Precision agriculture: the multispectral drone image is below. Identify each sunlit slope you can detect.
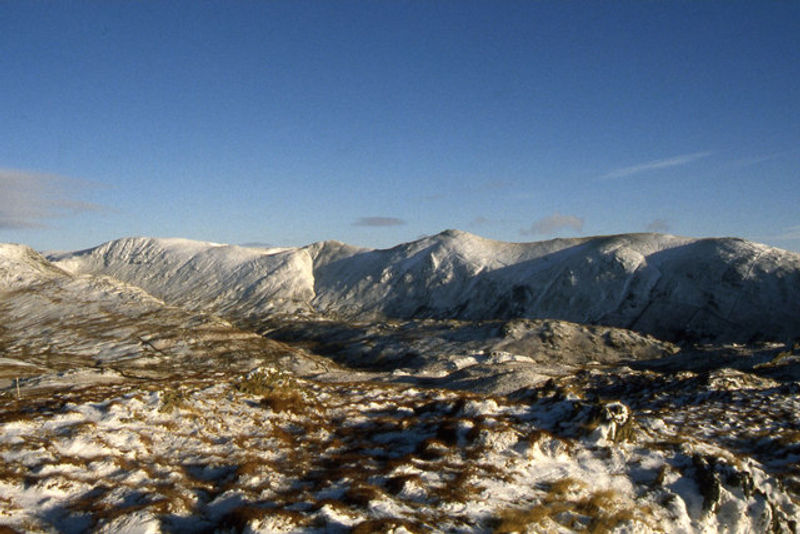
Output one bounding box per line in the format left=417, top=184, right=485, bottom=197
left=0, top=244, right=312, bottom=384
left=53, top=237, right=317, bottom=323
left=0, top=242, right=71, bottom=288
left=52, top=230, right=800, bottom=343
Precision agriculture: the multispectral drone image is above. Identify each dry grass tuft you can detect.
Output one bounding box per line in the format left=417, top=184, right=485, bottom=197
left=233, top=368, right=287, bottom=396
left=351, top=517, right=424, bottom=534
left=235, top=457, right=274, bottom=480
left=579, top=489, right=636, bottom=533
left=385, top=473, right=424, bottom=496
left=418, top=437, right=451, bottom=461
left=259, top=389, right=307, bottom=414
left=493, top=503, right=567, bottom=533
left=158, top=388, right=189, bottom=413
left=547, top=477, right=587, bottom=496
left=491, top=480, right=636, bottom=533
left=215, top=504, right=305, bottom=531
left=343, top=482, right=387, bottom=507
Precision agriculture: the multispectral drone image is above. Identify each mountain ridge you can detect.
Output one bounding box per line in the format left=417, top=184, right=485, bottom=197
left=47, top=230, right=800, bottom=343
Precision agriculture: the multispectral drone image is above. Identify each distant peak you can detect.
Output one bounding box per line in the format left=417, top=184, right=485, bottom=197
left=0, top=242, right=70, bottom=285
left=437, top=228, right=469, bottom=238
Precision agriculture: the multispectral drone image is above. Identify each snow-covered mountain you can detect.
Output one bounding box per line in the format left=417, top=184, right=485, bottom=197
left=0, top=242, right=70, bottom=289
left=51, top=237, right=316, bottom=323
left=51, top=230, right=800, bottom=343
left=0, top=243, right=320, bottom=388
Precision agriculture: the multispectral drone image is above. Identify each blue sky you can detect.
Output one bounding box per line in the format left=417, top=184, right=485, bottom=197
left=1, top=1, right=798, bottom=252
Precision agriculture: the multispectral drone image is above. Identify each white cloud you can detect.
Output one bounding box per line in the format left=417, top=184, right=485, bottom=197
left=774, top=225, right=800, bottom=241
left=352, top=216, right=407, bottom=227
left=645, top=219, right=671, bottom=233
left=0, top=169, right=103, bottom=229
left=600, top=151, right=713, bottom=180
left=521, top=213, right=584, bottom=236
left=729, top=148, right=798, bottom=169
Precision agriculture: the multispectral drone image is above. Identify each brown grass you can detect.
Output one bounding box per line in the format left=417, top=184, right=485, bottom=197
left=548, top=477, right=586, bottom=496
left=576, top=489, right=635, bottom=533
left=233, top=369, right=286, bottom=396
left=351, top=518, right=424, bottom=534
left=777, top=430, right=800, bottom=446
left=343, top=482, right=387, bottom=507
left=493, top=502, right=568, bottom=533
left=259, top=389, right=307, bottom=414
left=215, top=505, right=305, bottom=531
left=385, top=474, right=424, bottom=496
left=418, top=438, right=451, bottom=461
left=158, top=389, right=188, bottom=413
left=492, top=481, right=635, bottom=534
left=150, top=482, right=195, bottom=514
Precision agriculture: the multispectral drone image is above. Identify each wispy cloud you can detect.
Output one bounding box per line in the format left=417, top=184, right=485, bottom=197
left=727, top=148, right=799, bottom=170
left=645, top=218, right=671, bottom=233
left=599, top=151, right=713, bottom=180
left=352, top=216, right=407, bottom=227
left=469, top=216, right=490, bottom=227
left=521, top=212, right=584, bottom=236
left=773, top=225, right=800, bottom=241
left=0, top=169, right=104, bottom=229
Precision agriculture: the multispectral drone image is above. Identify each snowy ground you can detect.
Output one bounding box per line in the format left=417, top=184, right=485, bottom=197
left=3, top=238, right=800, bottom=532
left=1, top=356, right=798, bottom=533
left=258, top=316, right=678, bottom=395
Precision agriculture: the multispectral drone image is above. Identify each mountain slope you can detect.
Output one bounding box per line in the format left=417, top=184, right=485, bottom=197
left=0, top=244, right=319, bottom=387
left=53, top=237, right=316, bottom=323
left=0, top=242, right=70, bottom=289
left=51, top=231, right=800, bottom=343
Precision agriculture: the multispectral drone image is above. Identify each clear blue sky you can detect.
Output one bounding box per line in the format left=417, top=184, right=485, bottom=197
left=2, top=1, right=799, bottom=252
